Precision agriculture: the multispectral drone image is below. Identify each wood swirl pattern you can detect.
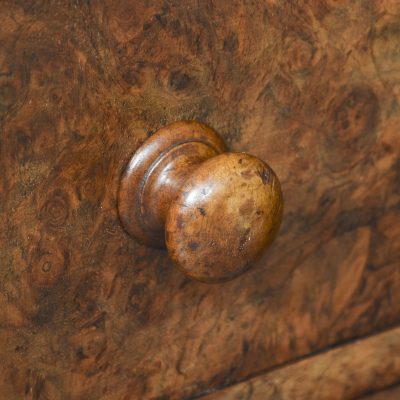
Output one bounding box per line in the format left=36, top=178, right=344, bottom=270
left=201, top=326, right=400, bottom=400
left=0, top=1, right=399, bottom=399
left=360, top=385, right=400, bottom=400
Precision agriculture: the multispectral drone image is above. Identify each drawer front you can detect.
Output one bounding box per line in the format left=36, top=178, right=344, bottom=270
left=0, top=1, right=399, bottom=399
left=201, top=327, right=400, bottom=400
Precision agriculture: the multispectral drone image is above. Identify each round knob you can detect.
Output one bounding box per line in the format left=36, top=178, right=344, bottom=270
left=118, top=121, right=283, bottom=283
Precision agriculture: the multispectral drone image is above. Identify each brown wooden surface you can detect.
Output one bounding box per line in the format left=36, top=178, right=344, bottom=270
left=359, top=384, right=400, bottom=400
left=201, top=326, right=400, bottom=400
left=0, top=1, right=399, bottom=399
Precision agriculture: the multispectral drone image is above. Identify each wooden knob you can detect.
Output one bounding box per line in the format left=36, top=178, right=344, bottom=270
left=118, top=121, right=283, bottom=283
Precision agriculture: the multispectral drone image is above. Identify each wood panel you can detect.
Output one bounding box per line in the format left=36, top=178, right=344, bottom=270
left=0, top=1, right=399, bottom=399
left=359, top=385, right=400, bottom=400
left=200, top=326, right=400, bottom=400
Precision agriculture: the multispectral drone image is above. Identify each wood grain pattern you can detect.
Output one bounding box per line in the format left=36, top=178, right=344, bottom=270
left=200, top=326, right=400, bottom=400
left=0, top=1, right=399, bottom=399
left=359, top=385, right=400, bottom=400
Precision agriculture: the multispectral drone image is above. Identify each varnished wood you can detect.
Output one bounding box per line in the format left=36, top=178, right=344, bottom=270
left=201, top=326, right=400, bottom=400
left=0, top=1, right=399, bottom=399
left=359, top=385, right=400, bottom=400
left=119, top=121, right=283, bottom=283
left=118, top=120, right=226, bottom=248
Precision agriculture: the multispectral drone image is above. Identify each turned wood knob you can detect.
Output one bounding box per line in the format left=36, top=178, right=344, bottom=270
left=118, top=121, right=283, bottom=283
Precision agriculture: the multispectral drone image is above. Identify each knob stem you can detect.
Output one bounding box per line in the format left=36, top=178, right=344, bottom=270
left=118, top=121, right=226, bottom=248
left=141, top=141, right=220, bottom=233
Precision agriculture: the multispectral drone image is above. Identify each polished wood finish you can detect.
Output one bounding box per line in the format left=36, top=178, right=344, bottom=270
left=0, top=1, right=399, bottom=399
left=118, top=120, right=226, bottom=247
left=359, top=385, right=400, bottom=400
left=119, top=121, right=283, bottom=283
left=201, top=327, right=400, bottom=400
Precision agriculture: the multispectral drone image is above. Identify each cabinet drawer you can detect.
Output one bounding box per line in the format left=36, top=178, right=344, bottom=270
left=0, top=1, right=399, bottom=399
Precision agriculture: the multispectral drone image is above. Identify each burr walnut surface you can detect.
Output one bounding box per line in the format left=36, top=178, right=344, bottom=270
left=201, top=326, right=400, bottom=400
left=0, top=1, right=400, bottom=399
